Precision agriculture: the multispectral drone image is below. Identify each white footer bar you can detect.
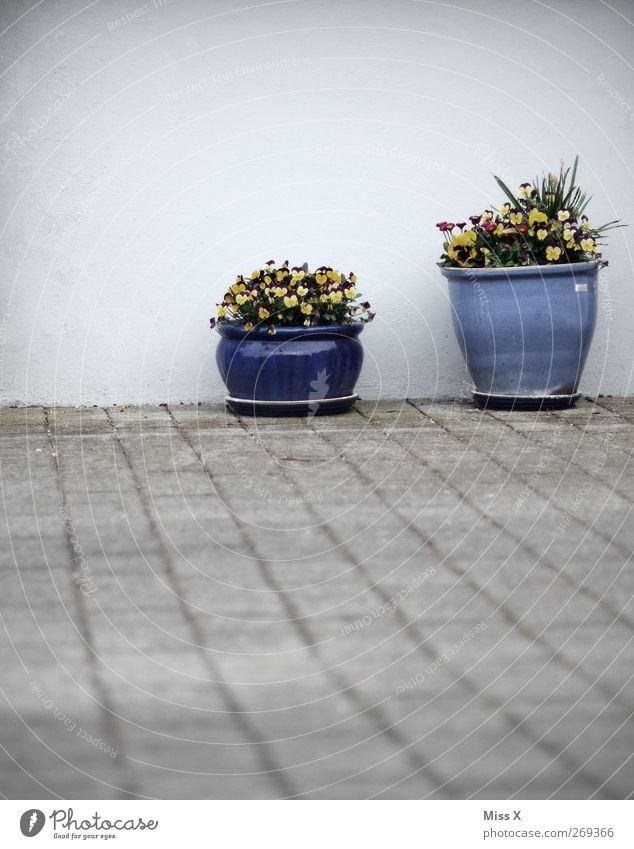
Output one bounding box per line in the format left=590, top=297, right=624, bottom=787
left=1, top=800, right=631, bottom=848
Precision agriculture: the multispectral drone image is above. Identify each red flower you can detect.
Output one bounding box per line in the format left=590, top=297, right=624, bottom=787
left=436, top=221, right=455, bottom=232
left=516, top=224, right=528, bottom=233
left=481, top=220, right=496, bottom=233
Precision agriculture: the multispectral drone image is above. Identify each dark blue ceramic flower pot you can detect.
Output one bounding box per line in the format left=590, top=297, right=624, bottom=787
left=216, top=323, right=365, bottom=416
left=442, top=262, right=598, bottom=409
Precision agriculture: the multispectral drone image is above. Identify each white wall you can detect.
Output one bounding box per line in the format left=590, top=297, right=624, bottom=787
left=1, top=0, right=633, bottom=405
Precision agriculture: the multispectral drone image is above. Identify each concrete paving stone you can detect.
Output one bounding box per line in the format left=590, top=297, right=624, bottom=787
left=226, top=528, right=339, bottom=563
left=106, top=406, right=174, bottom=431
left=377, top=703, right=614, bottom=799
left=238, top=414, right=313, bottom=431
left=85, top=591, right=194, bottom=643
left=129, top=471, right=215, bottom=498
left=2, top=606, right=89, bottom=665
left=2, top=570, right=77, bottom=622
left=1, top=514, right=67, bottom=543
left=157, top=517, right=307, bottom=555
left=166, top=544, right=285, bottom=585
left=1, top=402, right=632, bottom=799
left=589, top=397, right=634, bottom=417
left=87, top=645, right=218, bottom=697
left=387, top=447, right=631, bottom=560
left=169, top=405, right=241, bottom=429
left=1, top=483, right=63, bottom=519
left=161, top=574, right=301, bottom=620
left=0, top=712, right=130, bottom=799
left=94, top=657, right=225, bottom=710
left=120, top=712, right=283, bottom=771
left=47, top=406, right=112, bottom=435
left=207, top=494, right=326, bottom=535
left=124, top=451, right=206, bottom=478
left=240, top=730, right=435, bottom=799
left=0, top=407, right=47, bottom=433
left=185, top=622, right=312, bottom=659
left=0, top=658, right=100, bottom=728
left=0, top=534, right=68, bottom=567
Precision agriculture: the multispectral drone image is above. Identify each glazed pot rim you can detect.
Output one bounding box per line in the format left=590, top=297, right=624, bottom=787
left=440, top=260, right=599, bottom=279
left=216, top=322, right=365, bottom=339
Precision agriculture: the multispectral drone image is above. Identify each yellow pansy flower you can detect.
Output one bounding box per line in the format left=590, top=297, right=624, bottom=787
left=528, top=209, right=548, bottom=227
left=536, top=228, right=548, bottom=241
left=327, top=270, right=341, bottom=283
left=557, top=210, right=570, bottom=222
left=217, top=305, right=227, bottom=317
left=319, top=293, right=329, bottom=303
left=244, top=322, right=254, bottom=331
left=273, top=286, right=287, bottom=298
left=276, top=269, right=287, bottom=281
left=545, top=246, right=561, bottom=262
left=250, top=270, right=260, bottom=280
left=580, top=238, right=595, bottom=252
left=344, top=287, right=357, bottom=299
left=297, top=285, right=308, bottom=297
left=447, top=230, right=478, bottom=267
left=258, top=307, right=270, bottom=320
left=300, top=303, right=313, bottom=315
left=499, top=203, right=511, bottom=215
left=230, top=282, right=246, bottom=294
left=349, top=273, right=357, bottom=283
left=236, top=293, right=250, bottom=305
left=315, top=273, right=328, bottom=285
left=509, top=212, right=523, bottom=225
left=284, top=295, right=298, bottom=308
left=330, top=291, right=343, bottom=303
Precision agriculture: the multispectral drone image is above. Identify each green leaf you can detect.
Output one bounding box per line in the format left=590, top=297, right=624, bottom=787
left=493, top=174, right=521, bottom=210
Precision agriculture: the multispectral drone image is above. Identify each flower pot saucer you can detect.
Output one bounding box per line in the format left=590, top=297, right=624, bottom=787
left=473, top=391, right=581, bottom=411
left=225, top=394, right=359, bottom=417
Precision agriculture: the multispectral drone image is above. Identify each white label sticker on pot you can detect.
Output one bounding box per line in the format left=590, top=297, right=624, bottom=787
left=575, top=283, right=588, bottom=292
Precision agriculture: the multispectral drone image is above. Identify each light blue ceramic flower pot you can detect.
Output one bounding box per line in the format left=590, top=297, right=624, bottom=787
left=441, top=262, right=598, bottom=409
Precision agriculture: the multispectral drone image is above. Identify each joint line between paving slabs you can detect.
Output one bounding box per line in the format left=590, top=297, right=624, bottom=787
left=43, top=407, right=137, bottom=799
left=481, top=405, right=634, bottom=543
left=172, top=405, right=448, bottom=790
left=403, top=401, right=634, bottom=633
left=103, top=407, right=296, bottom=798
left=354, top=403, right=630, bottom=712
left=306, top=414, right=618, bottom=793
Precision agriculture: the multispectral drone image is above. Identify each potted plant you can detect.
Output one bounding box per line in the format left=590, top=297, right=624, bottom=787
left=210, top=260, right=374, bottom=415
left=437, top=157, right=621, bottom=409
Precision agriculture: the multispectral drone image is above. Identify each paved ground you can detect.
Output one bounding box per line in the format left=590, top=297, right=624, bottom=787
left=0, top=398, right=632, bottom=800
